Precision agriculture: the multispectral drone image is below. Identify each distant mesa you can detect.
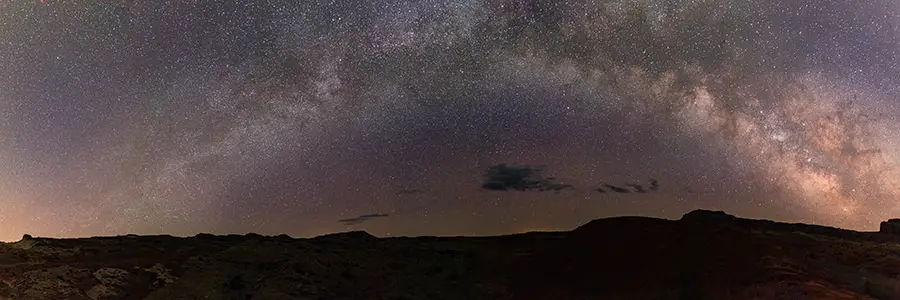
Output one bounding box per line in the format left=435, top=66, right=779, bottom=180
left=880, top=219, right=900, bottom=235
left=244, top=233, right=264, bottom=239
left=314, top=231, right=376, bottom=242
left=680, top=209, right=736, bottom=220
left=194, top=233, right=217, bottom=239
left=679, top=209, right=739, bottom=227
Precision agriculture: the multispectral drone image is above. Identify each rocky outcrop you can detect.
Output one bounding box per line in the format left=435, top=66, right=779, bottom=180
left=11, top=266, right=92, bottom=299
left=86, top=267, right=130, bottom=300
left=880, top=219, right=900, bottom=235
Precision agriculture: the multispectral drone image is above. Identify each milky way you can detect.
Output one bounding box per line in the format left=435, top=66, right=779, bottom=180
left=1, top=0, right=899, bottom=240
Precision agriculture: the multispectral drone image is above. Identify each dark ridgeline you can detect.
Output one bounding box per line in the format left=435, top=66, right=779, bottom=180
left=2, top=210, right=900, bottom=299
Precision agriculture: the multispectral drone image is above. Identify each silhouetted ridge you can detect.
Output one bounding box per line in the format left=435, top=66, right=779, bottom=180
left=678, top=210, right=871, bottom=242
left=572, top=216, right=672, bottom=237
left=314, top=231, right=376, bottom=241
left=4, top=211, right=900, bottom=299
left=194, top=233, right=216, bottom=239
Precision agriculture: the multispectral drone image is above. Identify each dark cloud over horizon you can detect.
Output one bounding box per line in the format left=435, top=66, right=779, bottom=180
left=480, top=164, right=574, bottom=192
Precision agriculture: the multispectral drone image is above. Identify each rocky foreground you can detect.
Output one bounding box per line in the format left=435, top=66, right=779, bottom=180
left=3, top=211, right=900, bottom=299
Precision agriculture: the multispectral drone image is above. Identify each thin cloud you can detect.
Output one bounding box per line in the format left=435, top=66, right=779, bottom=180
left=337, top=213, right=390, bottom=226
left=603, top=184, right=631, bottom=194
left=595, top=179, right=661, bottom=194
left=397, top=189, right=426, bottom=195
left=626, top=184, right=647, bottom=193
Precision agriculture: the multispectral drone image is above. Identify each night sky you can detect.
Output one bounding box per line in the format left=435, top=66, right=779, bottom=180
left=1, top=0, right=900, bottom=241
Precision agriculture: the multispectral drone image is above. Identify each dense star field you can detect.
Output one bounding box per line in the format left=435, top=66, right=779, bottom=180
left=0, top=0, right=899, bottom=241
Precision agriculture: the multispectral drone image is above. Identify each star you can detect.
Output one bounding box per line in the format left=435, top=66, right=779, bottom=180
left=0, top=0, right=897, bottom=240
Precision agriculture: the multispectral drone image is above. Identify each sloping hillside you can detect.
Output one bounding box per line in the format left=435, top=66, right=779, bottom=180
left=1, top=210, right=899, bottom=299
